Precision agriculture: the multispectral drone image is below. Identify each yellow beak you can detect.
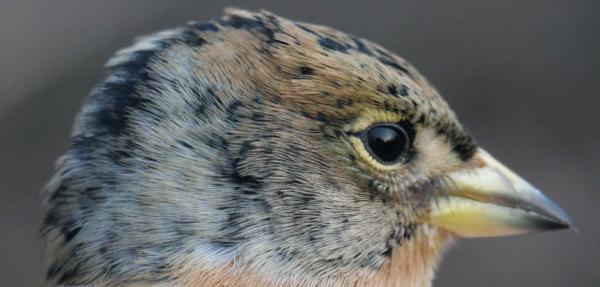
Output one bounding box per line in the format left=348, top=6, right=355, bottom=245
left=428, top=149, right=572, bottom=237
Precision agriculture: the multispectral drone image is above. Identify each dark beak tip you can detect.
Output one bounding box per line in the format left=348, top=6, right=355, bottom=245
left=535, top=211, right=573, bottom=232
left=532, top=192, right=573, bottom=231
left=553, top=212, right=573, bottom=230
left=547, top=219, right=572, bottom=231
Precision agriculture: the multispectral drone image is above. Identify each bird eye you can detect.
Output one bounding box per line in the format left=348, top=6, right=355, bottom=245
left=360, top=123, right=410, bottom=164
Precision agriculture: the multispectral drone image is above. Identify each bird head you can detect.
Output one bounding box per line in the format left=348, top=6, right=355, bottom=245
left=43, top=8, right=571, bottom=287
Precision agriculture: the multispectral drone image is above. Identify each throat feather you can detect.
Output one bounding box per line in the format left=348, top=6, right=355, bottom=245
left=173, top=227, right=452, bottom=287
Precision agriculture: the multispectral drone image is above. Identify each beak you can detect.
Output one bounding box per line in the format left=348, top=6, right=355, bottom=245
left=428, top=149, right=572, bottom=238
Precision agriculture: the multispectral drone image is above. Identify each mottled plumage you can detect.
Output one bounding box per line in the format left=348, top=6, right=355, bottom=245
left=42, top=9, right=570, bottom=287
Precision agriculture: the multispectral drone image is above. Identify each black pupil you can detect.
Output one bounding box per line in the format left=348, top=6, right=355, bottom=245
left=365, top=125, right=407, bottom=163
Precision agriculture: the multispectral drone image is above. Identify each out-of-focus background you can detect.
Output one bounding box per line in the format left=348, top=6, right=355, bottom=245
left=1, top=1, right=599, bottom=286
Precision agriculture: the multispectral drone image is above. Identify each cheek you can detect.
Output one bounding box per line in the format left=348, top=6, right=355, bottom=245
left=412, top=129, right=461, bottom=176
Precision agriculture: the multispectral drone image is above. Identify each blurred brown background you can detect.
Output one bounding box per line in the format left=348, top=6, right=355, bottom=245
left=1, top=1, right=599, bottom=286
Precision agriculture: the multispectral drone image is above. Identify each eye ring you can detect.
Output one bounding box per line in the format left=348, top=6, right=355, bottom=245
left=359, top=123, right=412, bottom=165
